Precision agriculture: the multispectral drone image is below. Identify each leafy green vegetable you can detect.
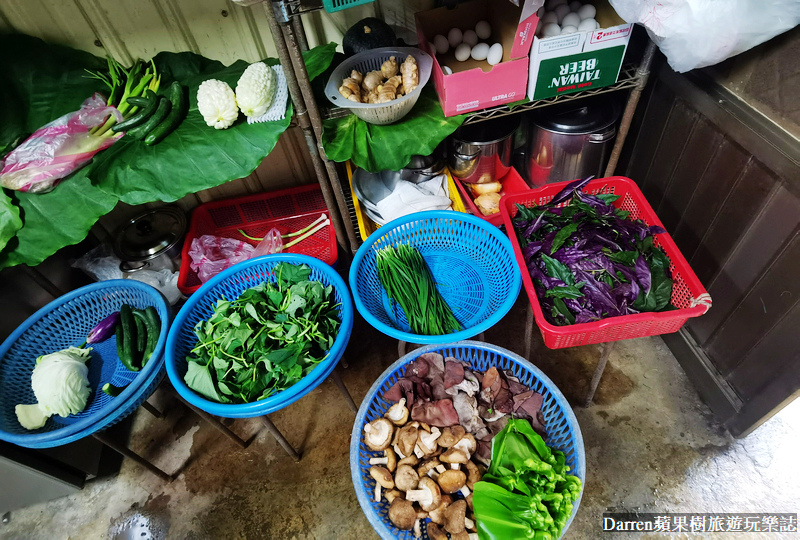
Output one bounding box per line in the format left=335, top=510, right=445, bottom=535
left=0, top=190, right=22, bottom=252
left=320, top=87, right=465, bottom=173
left=474, top=419, right=582, bottom=540
left=0, top=35, right=336, bottom=269
left=184, top=263, right=341, bottom=404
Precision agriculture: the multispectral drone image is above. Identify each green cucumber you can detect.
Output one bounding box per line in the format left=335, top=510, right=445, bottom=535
left=140, top=306, right=161, bottom=366
left=133, top=309, right=147, bottom=354
left=125, top=97, right=171, bottom=141
left=102, top=382, right=129, bottom=397
left=144, top=82, right=186, bottom=146
left=116, top=304, right=141, bottom=372
left=112, top=90, right=159, bottom=133
left=125, top=96, right=151, bottom=107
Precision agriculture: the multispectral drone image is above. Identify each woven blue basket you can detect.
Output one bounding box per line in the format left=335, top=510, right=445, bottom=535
left=349, top=211, right=521, bottom=344
left=0, top=280, right=171, bottom=449
left=165, top=254, right=353, bottom=418
left=350, top=341, right=585, bottom=540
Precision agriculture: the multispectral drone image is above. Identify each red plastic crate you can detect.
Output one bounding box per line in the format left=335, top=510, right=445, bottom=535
left=499, top=177, right=711, bottom=349
left=177, top=184, right=338, bottom=296
left=453, top=166, right=531, bottom=227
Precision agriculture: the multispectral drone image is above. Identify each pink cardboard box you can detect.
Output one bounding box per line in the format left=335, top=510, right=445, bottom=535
left=416, top=0, right=541, bottom=117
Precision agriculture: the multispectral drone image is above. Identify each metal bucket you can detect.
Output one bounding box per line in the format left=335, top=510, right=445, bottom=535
left=448, top=116, right=520, bottom=184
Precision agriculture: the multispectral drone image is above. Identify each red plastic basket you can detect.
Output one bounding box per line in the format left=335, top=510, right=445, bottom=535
left=177, top=184, right=338, bottom=296
left=453, top=166, right=531, bottom=227
left=499, top=176, right=711, bottom=349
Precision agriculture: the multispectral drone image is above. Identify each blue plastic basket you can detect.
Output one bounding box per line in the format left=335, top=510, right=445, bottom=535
left=165, top=253, right=354, bottom=418
left=0, top=280, right=171, bottom=449
left=349, top=210, right=522, bottom=344
left=350, top=341, right=585, bottom=540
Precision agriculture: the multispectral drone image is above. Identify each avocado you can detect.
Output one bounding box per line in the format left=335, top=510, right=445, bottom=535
left=342, top=17, right=396, bottom=57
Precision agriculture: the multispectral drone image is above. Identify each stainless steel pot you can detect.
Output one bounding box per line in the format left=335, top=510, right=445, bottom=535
left=525, top=96, right=620, bottom=186
left=398, top=143, right=446, bottom=184
left=448, top=116, right=520, bottom=184
left=113, top=206, right=187, bottom=275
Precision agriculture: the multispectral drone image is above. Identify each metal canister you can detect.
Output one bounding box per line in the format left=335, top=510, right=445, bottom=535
left=448, top=116, right=521, bottom=184
left=113, top=206, right=187, bottom=275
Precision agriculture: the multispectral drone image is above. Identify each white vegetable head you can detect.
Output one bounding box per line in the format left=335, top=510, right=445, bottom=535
left=31, top=347, right=91, bottom=418
left=197, top=79, right=239, bottom=130
left=236, top=62, right=277, bottom=118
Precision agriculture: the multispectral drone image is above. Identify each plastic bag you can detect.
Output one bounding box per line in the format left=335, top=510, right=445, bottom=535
left=251, top=228, right=283, bottom=258
left=71, top=243, right=124, bottom=282
left=0, top=93, right=123, bottom=193
left=188, top=235, right=255, bottom=283
left=128, top=269, right=182, bottom=305
left=609, top=0, right=800, bottom=72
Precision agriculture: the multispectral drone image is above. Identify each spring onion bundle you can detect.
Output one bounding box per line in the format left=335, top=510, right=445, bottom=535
left=376, top=244, right=462, bottom=335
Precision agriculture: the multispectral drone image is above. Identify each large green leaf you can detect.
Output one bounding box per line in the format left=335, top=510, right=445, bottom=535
left=320, top=87, right=465, bottom=172
left=0, top=190, right=22, bottom=252
left=0, top=171, right=117, bottom=268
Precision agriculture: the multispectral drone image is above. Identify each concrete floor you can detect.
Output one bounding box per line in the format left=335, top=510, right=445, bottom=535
left=2, top=295, right=799, bottom=540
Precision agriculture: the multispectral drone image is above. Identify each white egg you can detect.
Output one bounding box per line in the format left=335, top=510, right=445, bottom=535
left=442, top=65, right=453, bottom=75
left=569, top=1, right=582, bottom=11
left=560, top=25, right=578, bottom=34
left=454, top=43, right=472, bottom=62
left=462, top=29, right=478, bottom=47
left=577, top=18, right=599, bottom=31
left=433, top=34, right=449, bottom=55
left=487, top=43, right=503, bottom=66
left=541, top=11, right=558, bottom=25
left=541, top=23, right=562, bottom=37
left=562, top=12, right=581, bottom=28
left=577, top=4, right=596, bottom=20
left=475, top=20, right=492, bottom=40
left=448, top=27, right=463, bottom=47
left=471, top=42, right=490, bottom=61
left=554, top=4, right=571, bottom=23
left=537, top=6, right=545, bottom=17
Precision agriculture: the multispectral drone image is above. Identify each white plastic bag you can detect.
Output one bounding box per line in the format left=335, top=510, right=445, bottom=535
left=609, top=0, right=800, bottom=72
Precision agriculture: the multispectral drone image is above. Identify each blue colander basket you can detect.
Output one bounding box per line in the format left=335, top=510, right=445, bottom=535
left=165, top=254, right=353, bottom=418
left=350, top=341, right=585, bottom=540
left=0, top=280, right=171, bottom=449
left=349, top=211, right=521, bottom=344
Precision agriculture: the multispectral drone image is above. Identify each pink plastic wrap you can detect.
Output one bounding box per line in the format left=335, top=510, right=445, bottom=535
left=188, top=235, right=255, bottom=284
left=251, top=228, right=283, bottom=257
left=0, top=94, right=123, bottom=193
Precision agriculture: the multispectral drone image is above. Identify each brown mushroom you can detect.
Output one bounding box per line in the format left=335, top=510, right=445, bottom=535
left=465, top=460, right=482, bottom=489
left=385, top=398, right=409, bottom=426
left=443, top=499, right=467, bottom=534
left=385, top=489, right=404, bottom=503
left=417, top=457, right=442, bottom=478
left=440, top=448, right=469, bottom=467
left=428, top=494, right=452, bottom=525
left=417, top=428, right=440, bottom=456
left=398, top=454, right=419, bottom=467
left=453, top=433, right=477, bottom=456
left=404, top=476, right=442, bottom=512
left=385, top=448, right=397, bottom=472
left=450, top=532, right=470, bottom=540
left=437, top=469, right=467, bottom=494
left=466, top=493, right=474, bottom=511
left=388, top=498, right=416, bottom=530
left=394, top=464, right=420, bottom=492
left=427, top=522, right=449, bottom=540
left=364, top=418, right=394, bottom=451
left=437, top=425, right=466, bottom=447
left=397, top=424, right=419, bottom=458
left=370, top=466, right=394, bottom=502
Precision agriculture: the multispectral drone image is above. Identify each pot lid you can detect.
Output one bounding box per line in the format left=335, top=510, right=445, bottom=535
left=113, top=206, right=187, bottom=261
left=452, top=115, right=521, bottom=145
left=531, top=96, right=620, bottom=135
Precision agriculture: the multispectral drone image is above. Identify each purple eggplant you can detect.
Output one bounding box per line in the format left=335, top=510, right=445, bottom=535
left=82, top=312, right=120, bottom=347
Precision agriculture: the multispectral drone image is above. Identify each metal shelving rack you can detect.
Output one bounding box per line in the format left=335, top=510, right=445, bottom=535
left=263, top=0, right=657, bottom=255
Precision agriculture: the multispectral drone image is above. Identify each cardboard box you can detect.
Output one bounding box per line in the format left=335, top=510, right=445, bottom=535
left=416, top=0, right=541, bottom=117
left=527, top=1, right=632, bottom=101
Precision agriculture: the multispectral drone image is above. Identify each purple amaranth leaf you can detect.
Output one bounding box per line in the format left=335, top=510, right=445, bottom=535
left=523, top=240, right=544, bottom=263
left=649, top=225, right=667, bottom=235
left=576, top=310, right=601, bottom=324
left=634, top=255, right=651, bottom=295
left=549, top=176, right=594, bottom=206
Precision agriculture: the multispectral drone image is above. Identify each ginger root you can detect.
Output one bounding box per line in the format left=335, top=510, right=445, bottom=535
left=362, top=70, right=383, bottom=93
left=378, top=75, right=402, bottom=103
left=381, top=56, right=399, bottom=79
left=400, top=55, right=419, bottom=95
left=338, top=77, right=362, bottom=103
left=350, top=69, right=364, bottom=85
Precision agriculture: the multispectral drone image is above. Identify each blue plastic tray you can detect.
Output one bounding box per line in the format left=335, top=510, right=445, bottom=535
left=0, top=280, right=171, bottom=448
left=165, top=253, right=353, bottom=418
left=349, top=210, right=521, bottom=344
left=350, top=341, right=585, bottom=540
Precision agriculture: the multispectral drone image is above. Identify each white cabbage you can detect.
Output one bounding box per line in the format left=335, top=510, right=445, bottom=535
left=235, top=62, right=276, bottom=118
left=31, top=347, right=92, bottom=418
left=197, top=79, right=239, bottom=130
